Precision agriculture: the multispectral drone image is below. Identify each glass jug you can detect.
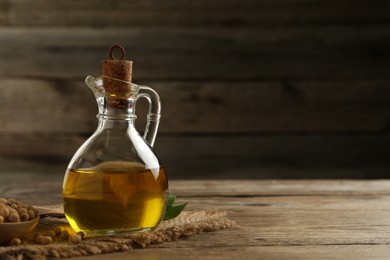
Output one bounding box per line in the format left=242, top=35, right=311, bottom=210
left=62, top=45, right=168, bottom=235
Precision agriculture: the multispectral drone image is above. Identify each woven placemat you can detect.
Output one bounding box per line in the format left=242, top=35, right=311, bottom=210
left=0, top=210, right=235, bottom=259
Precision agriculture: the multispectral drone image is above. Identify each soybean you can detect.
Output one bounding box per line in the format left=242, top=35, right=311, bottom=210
left=40, top=236, right=53, bottom=245
left=8, top=212, right=20, bottom=222
left=59, top=230, right=69, bottom=239
left=70, top=234, right=82, bottom=244
left=0, top=198, right=38, bottom=223
left=9, top=238, right=22, bottom=246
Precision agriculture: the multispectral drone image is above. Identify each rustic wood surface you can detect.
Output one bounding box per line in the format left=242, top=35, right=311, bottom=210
left=0, top=27, right=389, bottom=80
left=0, top=0, right=389, bottom=178
left=1, top=79, right=390, bottom=134
left=2, top=0, right=389, bottom=27
left=1, top=134, right=390, bottom=179
left=2, top=177, right=390, bottom=259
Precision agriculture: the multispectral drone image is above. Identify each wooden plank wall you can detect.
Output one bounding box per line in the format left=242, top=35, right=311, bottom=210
left=0, top=0, right=389, bottom=179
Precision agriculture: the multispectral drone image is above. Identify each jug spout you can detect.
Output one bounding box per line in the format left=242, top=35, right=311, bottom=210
left=85, top=76, right=104, bottom=98
left=84, top=74, right=161, bottom=147
left=84, top=45, right=161, bottom=147
left=85, top=75, right=106, bottom=115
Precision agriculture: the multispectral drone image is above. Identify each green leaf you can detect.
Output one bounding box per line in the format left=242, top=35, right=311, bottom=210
left=163, top=202, right=188, bottom=221
left=166, top=194, right=176, bottom=208
left=163, top=194, right=188, bottom=221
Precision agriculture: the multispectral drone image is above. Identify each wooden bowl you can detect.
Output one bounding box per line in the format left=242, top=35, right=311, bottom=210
left=0, top=216, right=40, bottom=244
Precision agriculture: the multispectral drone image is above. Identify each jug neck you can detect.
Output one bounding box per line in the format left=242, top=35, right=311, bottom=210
left=85, top=75, right=161, bottom=147
left=96, top=112, right=137, bottom=133
left=99, top=97, right=137, bottom=121
left=86, top=75, right=138, bottom=118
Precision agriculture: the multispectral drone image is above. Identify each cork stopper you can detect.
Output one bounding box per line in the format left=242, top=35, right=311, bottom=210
left=102, top=45, right=135, bottom=109
left=102, top=45, right=133, bottom=98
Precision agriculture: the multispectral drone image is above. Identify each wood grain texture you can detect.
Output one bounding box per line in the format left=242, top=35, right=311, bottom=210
left=0, top=79, right=389, bottom=134
left=0, top=79, right=96, bottom=133
left=0, top=134, right=389, bottom=179
left=73, top=246, right=390, bottom=260
left=0, top=1, right=8, bottom=25
left=0, top=27, right=389, bottom=80
left=170, top=180, right=390, bottom=196
left=0, top=0, right=389, bottom=179
left=2, top=179, right=390, bottom=259
left=1, top=0, right=389, bottom=27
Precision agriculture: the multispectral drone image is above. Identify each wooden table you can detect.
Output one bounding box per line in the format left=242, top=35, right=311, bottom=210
left=2, top=178, right=390, bottom=259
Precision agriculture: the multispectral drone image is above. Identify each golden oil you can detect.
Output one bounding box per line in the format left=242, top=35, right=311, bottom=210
left=62, top=162, right=168, bottom=235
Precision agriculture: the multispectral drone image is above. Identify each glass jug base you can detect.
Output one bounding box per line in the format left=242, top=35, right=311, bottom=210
left=80, top=227, right=153, bottom=236
left=62, top=163, right=168, bottom=236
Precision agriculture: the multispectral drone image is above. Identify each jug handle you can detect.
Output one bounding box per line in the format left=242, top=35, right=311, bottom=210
left=137, top=86, right=161, bottom=147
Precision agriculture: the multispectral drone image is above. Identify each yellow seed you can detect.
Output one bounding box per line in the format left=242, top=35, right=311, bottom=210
left=71, top=234, right=82, bottom=244
left=0, top=216, right=4, bottom=223
left=28, top=210, right=36, bottom=220
left=18, top=207, right=28, bottom=214
left=59, top=230, right=69, bottom=239
left=45, top=230, right=56, bottom=238
left=7, top=198, right=17, bottom=204
left=33, top=233, right=43, bottom=239
left=20, top=212, right=29, bottom=222
left=10, top=203, right=19, bottom=210
left=9, top=238, right=21, bottom=246
left=8, top=212, right=20, bottom=222
left=0, top=199, right=39, bottom=223
left=35, top=234, right=44, bottom=243
left=40, top=236, right=53, bottom=245
left=76, top=231, right=85, bottom=239
left=8, top=207, right=17, bottom=214
left=54, top=227, right=63, bottom=236
left=0, top=206, right=10, bottom=218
